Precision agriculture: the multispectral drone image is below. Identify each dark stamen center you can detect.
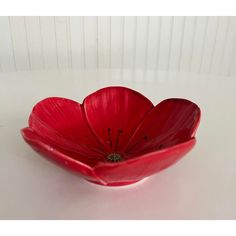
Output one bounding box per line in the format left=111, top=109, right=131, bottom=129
left=106, top=153, right=123, bottom=162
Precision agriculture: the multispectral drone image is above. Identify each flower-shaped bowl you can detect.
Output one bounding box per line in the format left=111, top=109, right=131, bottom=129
left=21, top=86, right=201, bottom=187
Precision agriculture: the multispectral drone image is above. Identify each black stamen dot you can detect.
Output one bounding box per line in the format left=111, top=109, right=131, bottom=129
left=144, top=135, right=148, bottom=140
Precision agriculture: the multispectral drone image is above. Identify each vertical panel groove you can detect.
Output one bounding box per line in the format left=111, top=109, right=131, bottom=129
left=40, top=17, right=58, bottom=69
left=219, top=17, right=230, bottom=75
left=219, top=16, right=233, bottom=76
left=209, top=17, right=220, bottom=74
left=66, top=16, right=72, bottom=68
left=133, top=16, right=137, bottom=70
left=178, top=16, right=186, bottom=72
left=227, top=17, right=236, bottom=76
left=188, top=16, right=197, bottom=72
left=199, top=16, right=209, bottom=73
left=144, top=16, right=150, bottom=73
left=96, top=16, right=99, bottom=69
left=39, top=17, right=45, bottom=69
left=121, top=16, right=125, bottom=75
left=83, top=17, right=98, bottom=69
left=82, top=17, right=86, bottom=69
left=154, top=17, right=161, bottom=73
left=53, top=17, right=59, bottom=69
left=24, top=17, right=32, bottom=70
left=132, top=16, right=137, bottom=77
left=109, top=16, right=111, bottom=69
left=167, top=16, right=174, bottom=72
left=10, top=17, right=31, bottom=70
left=155, top=17, right=162, bottom=72
left=8, top=16, right=16, bottom=71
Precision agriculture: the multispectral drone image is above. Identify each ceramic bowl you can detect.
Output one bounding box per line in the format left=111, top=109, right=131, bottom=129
left=21, top=86, right=201, bottom=186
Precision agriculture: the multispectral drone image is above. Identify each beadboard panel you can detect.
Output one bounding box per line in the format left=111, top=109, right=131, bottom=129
left=97, top=16, right=110, bottom=68
left=83, top=16, right=98, bottom=69
left=179, top=16, right=196, bottom=72
left=25, top=16, right=44, bottom=70
left=0, top=16, right=235, bottom=77
left=158, top=16, right=173, bottom=71
left=39, top=16, right=58, bottom=70
left=190, top=16, right=209, bottom=73
left=70, top=16, right=85, bottom=69
left=0, top=17, right=15, bottom=72
left=200, top=16, right=219, bottom=74
left=110, top=16, right=123, bottom=69
left=123, top=16, right=136, bottom=70
left=146, top=16, right=161, bottom=70
left=54, top=16, right=71, bottom=69
left=169, top=16, right=185, bottom=72
left=9, top=16, right=30, bottom=71
left=210, top=16, right=230, bottom=75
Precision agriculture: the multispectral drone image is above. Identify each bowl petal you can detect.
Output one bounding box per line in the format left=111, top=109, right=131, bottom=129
left=29, top=97, right=106, bottom=159
left=83, top=87, right=154, bottom=153
left=21, top=127, right=104, bottom=183
left=94, top=138, right=196, bottom=184
left=124, top=98, right=201, bottom=155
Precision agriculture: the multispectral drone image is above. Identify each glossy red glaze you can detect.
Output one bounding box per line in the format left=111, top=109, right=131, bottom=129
left=21, top=86, right=201, bottom=187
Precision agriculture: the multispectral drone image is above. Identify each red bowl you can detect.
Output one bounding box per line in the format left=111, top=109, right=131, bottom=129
left=21, top=86, right=201, bottom=187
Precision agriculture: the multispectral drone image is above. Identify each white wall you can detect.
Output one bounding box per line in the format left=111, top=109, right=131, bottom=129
left=0, top=16, right=235, bottom=76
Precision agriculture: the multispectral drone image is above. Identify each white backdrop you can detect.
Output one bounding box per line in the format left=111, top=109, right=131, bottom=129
left=0, top=16, right=235, bottom=76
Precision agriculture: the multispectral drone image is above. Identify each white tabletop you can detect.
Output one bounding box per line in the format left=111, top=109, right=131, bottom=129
left=0, top=69, right=236, bottom=219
